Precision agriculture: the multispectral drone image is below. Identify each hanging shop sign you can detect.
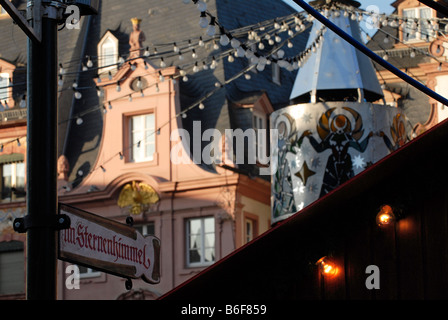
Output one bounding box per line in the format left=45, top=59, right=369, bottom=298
left=58, top=203, right=160, bottom=284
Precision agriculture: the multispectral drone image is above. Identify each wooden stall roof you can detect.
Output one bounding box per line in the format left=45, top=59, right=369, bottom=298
left=160, top=116, right=448, bottom=300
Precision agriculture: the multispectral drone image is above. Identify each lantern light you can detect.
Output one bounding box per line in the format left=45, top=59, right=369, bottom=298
left=316, top=256, right=338, bottom=277
left=376, top=204, right=396, bottom=226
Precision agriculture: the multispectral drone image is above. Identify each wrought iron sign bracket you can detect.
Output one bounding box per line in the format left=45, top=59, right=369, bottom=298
left=13, top=214, right=71, bottom=233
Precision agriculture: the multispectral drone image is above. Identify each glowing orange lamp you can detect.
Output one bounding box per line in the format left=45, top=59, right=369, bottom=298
left=316, top=256, right=339, bottom=277
left=376, top=205, right=396, bottom=226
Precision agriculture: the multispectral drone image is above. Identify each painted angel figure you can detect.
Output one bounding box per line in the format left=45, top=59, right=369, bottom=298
left=297, top=107, right=373, bottom=197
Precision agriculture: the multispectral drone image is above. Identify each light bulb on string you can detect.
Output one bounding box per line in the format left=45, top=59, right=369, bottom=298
left=199, top=11, right=208, bottom=28
left=84, top=56, right=92, bottom=68
left=193, top=62, right=199, bottom=73
left=236, top=46, right=246, bottom=58
left=136, top=76, right=142, bottom=89
left=159, top=71, right=165, bottom=82
left=173, top=43, right=179, bottom=53
left=207, top=17, right=216, bottom=37
left=196, top=0, right=206, bottom=11
left=228, top=55, right=234, bottom=63
left=144, top=47, right=150, bottom=57
left=108, top=101, right=112, bottom=109
left=178, top=51, right=184, bottom=61
left=59, top=63, right=65, bottom=75
left=74, top=89, right=82, bottom=100
left=210, top=56, right=218, bottom=69
left=108, top=71, right=112, bottom=80
left=230, top=38, right=240, bottom=49
left=58, top=75, right=63, bottom=87
left=198, top=36, right=205, bottom=47
left=82, top=63, right=88, bottom=71
left=76, top=117, right=83, bottom=125
left=192, top=49, right=197, bottom=59
left=198, top=102, right=205, bottom=110
left=19, top=95, right=26, bottom=108
left=202, top=61, right=209, bottom=70
left=116, top=82, right=121, bottom=92
left=160, top=58, right=166, bottom=68
left=16, top=138, right=21, bottom=147
left=219, top=29, right=230, bottom=46
left=128, top=94, right=133, bottom=102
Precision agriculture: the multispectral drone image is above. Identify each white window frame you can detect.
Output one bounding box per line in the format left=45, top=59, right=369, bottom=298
left=253, top=111, right=268, bottom=160
left=1, top=162, right=25, bottom=201
left=245, top=218, right=254, bottom=244
left=129, top=113, right=156, bottom=163
left=78, top=266, right=101, bottom=279
left=272, top=63, right=281, bottom=85
left=402, top=7, right=433, bottom=43
left=186, top=217, right=215, bottom=267
left=135, top=222, right=155, bottom=236
left=98, top=32, right=119, bottom=72
left=0, top=73, right=9, bottom=101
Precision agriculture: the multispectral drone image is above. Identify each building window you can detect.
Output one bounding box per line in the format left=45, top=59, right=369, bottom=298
left=129, top=113, right=156, bottom=163
left=1, top=162, right=25, bottom=201
left=245, top=219, right=254, bottom=243
left=0, top=73, right=9, bottom=101
left=78, top=265, right=101, bottom=279
left=135, top=222, right=155, bottom=236
left=0, top=241, right=25, bottom=296
left=186, top=217, right=215, bottom=267
left=272, top=63, right=281, bottom=85
left=98, top=32, right=118, bottom=72
left=244, top=216, right=258, bottom=244
left=402, top=7, right=432, bottom=42
left=253, top=111, right=268, bottom=161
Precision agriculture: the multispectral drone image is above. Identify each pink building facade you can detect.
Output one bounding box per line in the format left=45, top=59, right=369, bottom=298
left=54, top=55, right=271, bottom=299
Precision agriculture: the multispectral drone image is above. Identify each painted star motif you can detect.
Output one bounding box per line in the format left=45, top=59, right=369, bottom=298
left=294, top=161, right=316, bottom=185
left=352, top=154, right=366, bottom=169
left=302, top=113, right=313, bottom=123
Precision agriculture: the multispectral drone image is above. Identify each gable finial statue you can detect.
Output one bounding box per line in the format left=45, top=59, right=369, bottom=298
left=129, top=17, right=146, bottom=59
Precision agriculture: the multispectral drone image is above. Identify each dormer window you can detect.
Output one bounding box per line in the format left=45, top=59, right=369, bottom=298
left=98, top=31, right=119, bottom=73
left=402, top=7, right=432, bottom=42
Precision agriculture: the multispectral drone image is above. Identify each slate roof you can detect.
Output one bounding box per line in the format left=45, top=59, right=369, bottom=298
left=0, top=0, right=307, bottom=186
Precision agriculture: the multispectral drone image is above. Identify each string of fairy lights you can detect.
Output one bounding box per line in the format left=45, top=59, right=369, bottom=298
left=1, top=0, right=448, bottom=185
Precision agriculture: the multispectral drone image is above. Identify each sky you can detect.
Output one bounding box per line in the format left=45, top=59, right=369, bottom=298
left=283, top=0, right=395, bottom=15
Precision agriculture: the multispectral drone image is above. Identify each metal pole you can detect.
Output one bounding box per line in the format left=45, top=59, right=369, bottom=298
left=292, top=0, right=448, bottom=107
left=26, top=12, right=58, bottom=300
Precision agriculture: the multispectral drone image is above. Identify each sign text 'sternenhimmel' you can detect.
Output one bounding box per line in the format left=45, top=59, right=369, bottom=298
left=58, top=203, right=160, bottom=284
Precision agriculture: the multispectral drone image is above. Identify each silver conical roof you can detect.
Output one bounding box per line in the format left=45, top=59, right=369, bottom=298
left=289, top=9, right=384, bottom=102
